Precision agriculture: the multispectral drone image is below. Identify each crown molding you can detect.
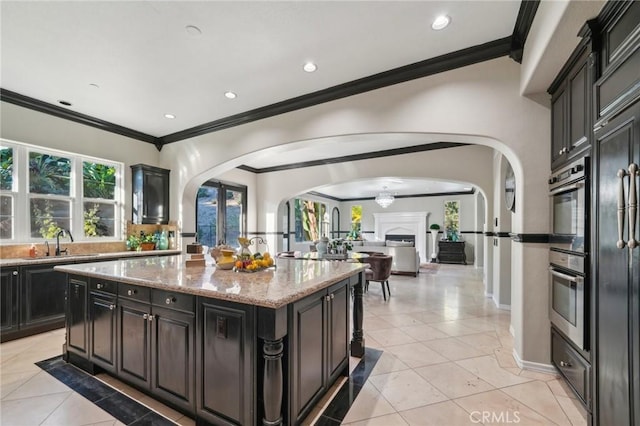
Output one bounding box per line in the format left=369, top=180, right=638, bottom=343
left=509, top=0, right=540, bottom=63
left=308, top=189, right=475, bottom=203
left=160, top=37, right=512, bottom=144
left=237, top=142, right=468, bottom=174
left=0, top=88, right=161, bottom=149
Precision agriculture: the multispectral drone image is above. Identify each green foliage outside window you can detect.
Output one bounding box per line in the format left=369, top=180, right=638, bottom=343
left=294, top=199, right=325, bottom=242
left=444, top=200, right=460, bottom=241
left=29, top=152, right=71, bottom=195
left=349, top=205, right=362, bottom=239
left=0, top=147, right=13, bottom=190
left=83, top=162, right=116, bottom=199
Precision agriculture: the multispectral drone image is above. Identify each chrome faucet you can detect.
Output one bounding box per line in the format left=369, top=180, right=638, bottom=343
left=55, top=229, right=74, bottom=256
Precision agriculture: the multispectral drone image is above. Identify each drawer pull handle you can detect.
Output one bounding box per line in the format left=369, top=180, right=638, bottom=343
left=148, top=314, right=154, bottom=322
left=560, top=360, right=572, bottom=368
left=127, top=289, right=136, bottom=296
left=142, top=313, right=148, bottom=320
left=325, top=295, right=330, bottom=302
left=166, top=297, right=176, bottom=305
left=12, top=271, right=18, bottom=276
left=629, top=163, right=638, bottom=250
left=97, top=283, right=103, bottom=289
left=109, top=304, right=115, bottom=310
left=330, top=293, right=335, bottom=300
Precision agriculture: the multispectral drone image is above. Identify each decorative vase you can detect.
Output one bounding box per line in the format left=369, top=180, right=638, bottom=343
left=157, top=230, right=169, bottom=250
left=430, top=229, right=439, bottom=262
left=317, top=237, right=329, bottom=256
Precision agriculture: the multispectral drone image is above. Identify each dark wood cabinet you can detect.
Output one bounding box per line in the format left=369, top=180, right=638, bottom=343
left=289, top=279, right=350, bottom=423
left=196, top=298, right=254, bottom=425
left=67, top=275, right=89, bottom=356
left=89, top=279, right=117, bottom=374
left=21, top=263, right=69, bottom=331
left=593, top=101, right=639, bottom=426
left=150, top=291, right=195, bottom=414
left=131, top=164, right=170, bottom=225
left=549, top=35, right=595, bottom=170
left=117, top=284, right=195, bottom=412
left=1, top=267, right=19, bottom=335
left=438, top=241, right=466, bottom=264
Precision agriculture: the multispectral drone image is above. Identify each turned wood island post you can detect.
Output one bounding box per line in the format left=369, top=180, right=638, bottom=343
left=56, top=255, right=366, bottom=425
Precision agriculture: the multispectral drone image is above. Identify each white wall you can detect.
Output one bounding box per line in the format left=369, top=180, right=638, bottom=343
left=340, top=193, right=478, bottom=264
left=0, top=102, right=162, bottom=223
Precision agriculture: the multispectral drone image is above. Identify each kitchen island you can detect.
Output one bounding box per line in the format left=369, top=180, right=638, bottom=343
left=55, top=255, right=367, bottom=425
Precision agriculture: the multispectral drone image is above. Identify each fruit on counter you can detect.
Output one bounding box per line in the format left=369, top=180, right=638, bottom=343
left=233, top=251, right=274, bottom=270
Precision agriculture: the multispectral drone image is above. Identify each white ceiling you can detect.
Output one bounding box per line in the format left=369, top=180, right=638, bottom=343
left=1, top=0, right=523, bottom=199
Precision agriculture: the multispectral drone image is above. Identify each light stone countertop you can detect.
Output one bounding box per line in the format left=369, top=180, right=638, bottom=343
left=0, top=250, right=183, bottom=267
left=54, top=255, right=367, bottom=309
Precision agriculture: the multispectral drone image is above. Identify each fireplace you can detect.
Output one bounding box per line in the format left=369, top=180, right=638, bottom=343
left=385, top=234, right=415, bottom=245
left=373, top=212, right=428, bottom=263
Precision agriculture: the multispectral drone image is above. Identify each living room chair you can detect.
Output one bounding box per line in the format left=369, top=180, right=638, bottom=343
left=364, top=255, right=393, bottom=301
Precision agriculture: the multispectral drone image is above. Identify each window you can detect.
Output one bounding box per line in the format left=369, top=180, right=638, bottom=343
left=294, top=199, right=326, bottom=242
left=444, top=200, right=460, bottom=240
left=196, top=180, right=246, bottom=247
left=349, top=205, right=362, bottom=239
left=0, top=146, right=14, bottom=239
left=0, top=140, right=123, bottom=242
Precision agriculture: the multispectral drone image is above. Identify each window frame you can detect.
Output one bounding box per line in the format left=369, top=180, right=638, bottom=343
left=0, top=139, right=124, bottom=243
left=196, top=179, right=248, bottom=247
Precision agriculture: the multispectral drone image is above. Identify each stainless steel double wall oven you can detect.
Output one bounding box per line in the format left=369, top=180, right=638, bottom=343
left=548, top=156, right=589, bottom=351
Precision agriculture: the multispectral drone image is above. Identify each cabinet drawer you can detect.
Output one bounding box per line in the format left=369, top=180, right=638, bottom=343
left=152, top=290, right=194, bottom=313
left=91, top=279, right=117, bottom=294
left=551, top=329, right=590, bottom=406
left=118, top=283, right=150, bottom=302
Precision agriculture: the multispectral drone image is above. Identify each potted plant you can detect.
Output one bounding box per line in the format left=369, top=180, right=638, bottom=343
left=429, top=224, right=441, bottom=262
left=139, top=232, right=156, bottom=251
left=126, top=234, right=141, bottom=251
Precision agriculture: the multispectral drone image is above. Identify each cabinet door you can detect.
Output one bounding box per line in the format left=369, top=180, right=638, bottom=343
left=151, top=306, right=195, bottom=413
left=197, top=300, right=253, bottom=426
left=290, top=291, right=326, bottom=422
left=327, top=280, right=349, bottom=382
left=21, top=264, right=67, bottom=328
left=89, top=292, right=117, bottom=372
left=567, top=53, right=591, bottom=159
left=67, top=276, right=88, bottom=355
left=593, top=102, right=640, bottom=425
left=1, top=268, right=19, bottom=335
left=551, top=88, right=567, bottom=168
left=118, top=299, right=151, bottom=388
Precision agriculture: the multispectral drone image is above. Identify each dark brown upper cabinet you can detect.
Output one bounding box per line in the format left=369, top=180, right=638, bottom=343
left=131, top=164, right=170, bottom=224
left=549, top=27, right=596, bottom=171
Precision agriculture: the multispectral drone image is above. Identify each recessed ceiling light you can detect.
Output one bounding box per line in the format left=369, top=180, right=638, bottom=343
left=185, top=25, right=202, bottom=36
left=164, top=113, right=176, bottom=119
left=303, top=62, right=317, bottom=73
left=432, top=15, right=451, bottom=30
left=224, top=91, right=237, bottom=99
left=58, top=100, right=72, bottom=107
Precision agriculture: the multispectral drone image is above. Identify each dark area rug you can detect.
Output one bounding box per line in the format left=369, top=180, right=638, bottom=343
left=37, top=347, right=382, bottom=425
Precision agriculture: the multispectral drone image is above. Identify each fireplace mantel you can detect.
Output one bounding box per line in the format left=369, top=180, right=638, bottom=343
left=373, top=212, right=429, bottom=262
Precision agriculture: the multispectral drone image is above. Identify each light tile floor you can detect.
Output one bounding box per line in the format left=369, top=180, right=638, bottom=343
left=0, top=264, right=588, bottom=425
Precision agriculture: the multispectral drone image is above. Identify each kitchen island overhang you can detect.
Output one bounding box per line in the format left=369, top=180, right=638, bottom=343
left=55, top=255, right=367, bottom=426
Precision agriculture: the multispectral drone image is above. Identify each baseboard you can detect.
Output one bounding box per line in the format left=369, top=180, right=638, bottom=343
left=498, top=303, right=511, bottom=311
left=485, top=292, right=493, bottom=298
left=512, top=348, right=557, bottom=374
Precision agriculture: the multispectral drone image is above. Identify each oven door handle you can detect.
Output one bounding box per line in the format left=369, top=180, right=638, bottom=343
left=549, top=268, right=582, bottom=285
left=549, top=182, right=583, bottom=196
